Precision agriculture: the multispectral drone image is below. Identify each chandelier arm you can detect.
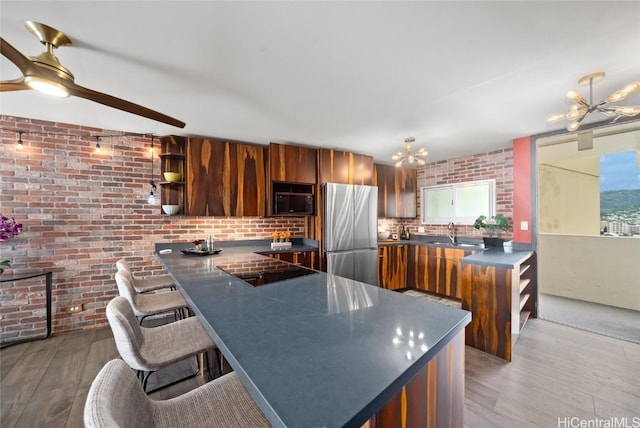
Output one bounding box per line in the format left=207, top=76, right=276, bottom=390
left=588, top=101, right=607, bottom=113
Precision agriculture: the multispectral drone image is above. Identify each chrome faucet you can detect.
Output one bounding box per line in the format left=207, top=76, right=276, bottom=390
left=447, top=222, right=457, bottom=244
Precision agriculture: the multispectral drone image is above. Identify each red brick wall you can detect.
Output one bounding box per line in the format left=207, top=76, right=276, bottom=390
left=0, top=116, right=304, bottom=343
left=379, top=148, right=514, bottom=240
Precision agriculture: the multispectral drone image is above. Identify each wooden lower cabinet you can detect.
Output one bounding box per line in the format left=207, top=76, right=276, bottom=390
left=369, top=331, right=465, bottom=428
left=266, top=250, right=319, bottom=270
left=460, top=253, right=537, bottom=362
left=412, top=246, right=469, bottom=299
left=377, top=245, right=408, bottom=290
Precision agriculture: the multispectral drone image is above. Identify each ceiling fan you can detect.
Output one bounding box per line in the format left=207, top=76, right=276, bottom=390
left=548, top=72, right=639, bottom=132
left=0, top=21, right=185, bottom=128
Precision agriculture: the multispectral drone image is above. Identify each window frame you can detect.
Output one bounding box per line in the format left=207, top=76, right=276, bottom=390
left=420, top=179, right=496, bottom=225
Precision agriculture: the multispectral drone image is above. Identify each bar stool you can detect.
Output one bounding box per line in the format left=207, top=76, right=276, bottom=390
left=116, top=259, right=175, bottom=293
left=106, top=296, right=219, bottom=391
left=84, top=359, right=270, bottom=428
left=114, top=271, right=188, bottom=325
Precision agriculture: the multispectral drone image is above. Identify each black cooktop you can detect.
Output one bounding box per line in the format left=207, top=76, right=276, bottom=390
left=217, top=258, right=316, bottom=287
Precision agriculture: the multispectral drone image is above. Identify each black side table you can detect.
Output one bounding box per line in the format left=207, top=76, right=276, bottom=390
left=0, top=270, right=53, bottom=342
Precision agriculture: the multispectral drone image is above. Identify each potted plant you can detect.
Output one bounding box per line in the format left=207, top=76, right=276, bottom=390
left=1, top=214, right=23, bottom=274
left=473, top=214, right=509, bottom=248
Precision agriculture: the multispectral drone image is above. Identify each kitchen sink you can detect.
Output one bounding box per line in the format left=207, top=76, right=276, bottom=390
left=429, top=241, right=480, bottom=248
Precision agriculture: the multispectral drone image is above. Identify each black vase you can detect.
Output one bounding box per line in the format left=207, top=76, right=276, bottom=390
left=483, top=237, right=504, bottom=248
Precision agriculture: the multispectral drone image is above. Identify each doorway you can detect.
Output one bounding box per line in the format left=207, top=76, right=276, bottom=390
left=535, top=124, right=640, bottom=343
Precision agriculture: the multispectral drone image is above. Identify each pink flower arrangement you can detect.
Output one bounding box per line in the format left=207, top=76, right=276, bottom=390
left=0, top=214, right=22, bottom=242
left=1, top=214, right=22, bottom=270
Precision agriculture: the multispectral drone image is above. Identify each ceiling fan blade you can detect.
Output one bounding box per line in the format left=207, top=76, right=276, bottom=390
left=66, top=82, right=185, bottom=128
left=0, top=77, right=29, bottom=92
left=0, top=37, right=40, bottom=77
left=2, top=36, right=184, bottom=128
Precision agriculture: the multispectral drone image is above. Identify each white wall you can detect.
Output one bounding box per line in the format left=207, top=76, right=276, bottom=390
left=538, top=234, right=640, bottom=311
left=538, top=161, right=600, bottom=235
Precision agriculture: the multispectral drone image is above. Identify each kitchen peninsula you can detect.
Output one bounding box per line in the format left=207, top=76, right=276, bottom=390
left=156, top=241, right=471, bottom=428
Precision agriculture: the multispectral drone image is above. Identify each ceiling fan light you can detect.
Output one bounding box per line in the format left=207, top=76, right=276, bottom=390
left=24, top=75, right=69, bottom=97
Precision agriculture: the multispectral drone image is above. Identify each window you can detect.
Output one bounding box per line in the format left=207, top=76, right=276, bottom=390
left=599, top=150, right=640, bottom=236
left=420, top=179, right=495, bottom=224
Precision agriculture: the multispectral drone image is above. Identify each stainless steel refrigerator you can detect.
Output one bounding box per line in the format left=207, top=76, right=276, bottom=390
left=323, top=183, right=378, bottom=286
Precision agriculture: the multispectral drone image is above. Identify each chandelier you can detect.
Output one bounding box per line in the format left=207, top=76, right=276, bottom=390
left=548, top=72, right=640, bottom=132
left=392, top=137, right=427, bottom=167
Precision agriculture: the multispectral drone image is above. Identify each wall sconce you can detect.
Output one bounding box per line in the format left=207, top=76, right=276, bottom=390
left=16, top=131, right=24, bottom=150
left=147, top=136, right=159, bottom=205
left=95, top=136, right=102, bottom=154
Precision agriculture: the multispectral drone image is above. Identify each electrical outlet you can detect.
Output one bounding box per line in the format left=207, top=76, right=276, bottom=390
left=67, top=304, right=84, bottom=313
left=418, top=226, right=425, bottom=233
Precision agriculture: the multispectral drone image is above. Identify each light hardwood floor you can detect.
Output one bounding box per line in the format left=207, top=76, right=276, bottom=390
left=1, top=319, right=639, bottom=428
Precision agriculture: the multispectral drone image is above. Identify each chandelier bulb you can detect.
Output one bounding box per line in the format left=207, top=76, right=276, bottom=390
left=614, top=106, right=640, bottom=116
left=622, top=81, right=640, bottom=95
left=567, top=121, right=581, bottom=132
left=566, top=90, right=586, bottom=104
left=605, top=90, right=626, bottom=104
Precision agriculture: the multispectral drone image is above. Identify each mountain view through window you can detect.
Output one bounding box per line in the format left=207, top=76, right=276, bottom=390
left=599, top=150, right=640, bottom=236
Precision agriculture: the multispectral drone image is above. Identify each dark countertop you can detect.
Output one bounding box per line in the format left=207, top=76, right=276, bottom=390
left=459, top=247, right=534, bottom=268
left=378, top=237, right=533, bottom=268
left=155, top=241, right=471, bottom=428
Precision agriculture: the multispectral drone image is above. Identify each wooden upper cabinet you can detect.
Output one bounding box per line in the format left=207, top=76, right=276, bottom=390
left=318, top=148, right=373, bottom=185
left=351, top=153, right=374, bottom=185
left=186, top=138, right=266, bottom=216
left=269, top=143, right=317, bottom=184
left=375, top=163, right=417, bottom=218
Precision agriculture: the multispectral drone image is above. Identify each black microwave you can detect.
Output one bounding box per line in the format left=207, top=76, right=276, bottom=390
left=274, top=192, right=314, bottom=215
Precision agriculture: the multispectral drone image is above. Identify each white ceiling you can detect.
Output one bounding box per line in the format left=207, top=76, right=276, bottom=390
left=1, top=1, right=639, bottom=163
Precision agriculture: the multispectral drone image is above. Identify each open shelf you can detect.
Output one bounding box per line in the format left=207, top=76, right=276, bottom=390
left=516, top=253, right=536, bottom=335
left=159, top=136, right=186, bottom=210
left=159, top=152, right=185, bottom=159
left=519, top=293, right=530, bottom=311
left=519, top=310, right=531, bottom=330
